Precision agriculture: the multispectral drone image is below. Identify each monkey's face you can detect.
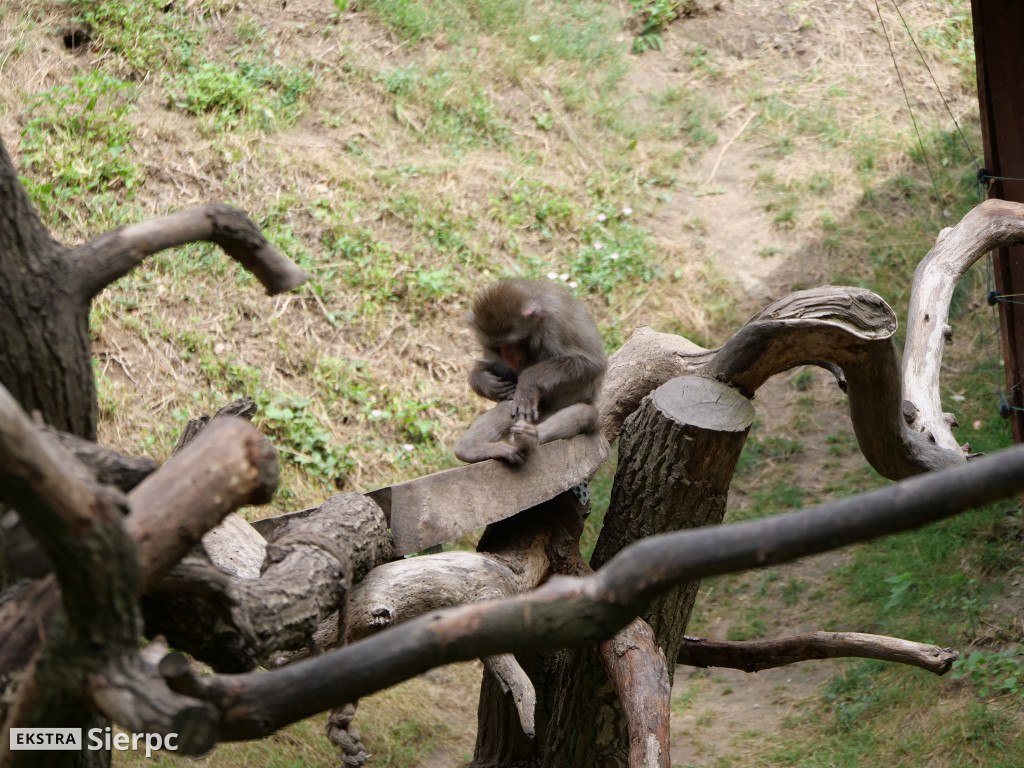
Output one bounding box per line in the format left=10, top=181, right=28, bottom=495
left=469, top=283, right=543, bottom=373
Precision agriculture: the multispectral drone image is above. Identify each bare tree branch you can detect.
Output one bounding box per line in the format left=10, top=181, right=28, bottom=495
left=704, top=286, right=961, bottom=478
left=169, top=443, right=1024, bottom=743
left=482, top=655, right=536, bottom=738
left=904, top=199, right=1024, bottom=454
left=67, top=203, right=309, bottom=301
left=600, top=619, right=670, bottom=768
left=124, top=417, right=278, bottom=592
left=599, top=202, right=1024, bottom=480
left=0, top=382, right=128, bottom=618
left=677, top=632, right=958, bottom=675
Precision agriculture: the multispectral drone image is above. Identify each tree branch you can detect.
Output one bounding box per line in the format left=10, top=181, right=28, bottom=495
left=482, top=655, right=536, bottom=738
left=677, top=632, right=957, bottom=675
left=598, top=202, right=1024, bottom=479
left=124, top=417, right=279, bottom=592
left=903, top=199, right=1024, bottom=454
left=600, top=619, right=670, bottom=768
left=168, top=443, right=1024, bottom=742
left=67, top=203, right=309, bottom=301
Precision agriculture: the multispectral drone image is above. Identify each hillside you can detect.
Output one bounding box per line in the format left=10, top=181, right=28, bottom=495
left=3, top=0, right=1020, bottom=766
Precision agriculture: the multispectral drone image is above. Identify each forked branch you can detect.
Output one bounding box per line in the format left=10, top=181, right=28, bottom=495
left=601, top=201, right=1024, bottom=479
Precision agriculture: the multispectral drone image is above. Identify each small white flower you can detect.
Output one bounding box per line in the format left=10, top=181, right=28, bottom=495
left=596, top=213, right=607, bottom=222
left=593, top=242, right=603, bottom=250
left=403, top=443, right=415, bottom=452
left=568, top=281, right=578, bottom=288
left=370, top=409, right=383, bottom=418
left=547, top=271, right=558, bottom=280
left=609, top=252, right=620, bottom=260
left=559, top=273, right=569, bottom=281
left=622, top=206, right=633, bottom=216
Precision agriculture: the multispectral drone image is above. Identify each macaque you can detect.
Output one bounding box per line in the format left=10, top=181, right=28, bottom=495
left=454, top=278, right=607, bottom=465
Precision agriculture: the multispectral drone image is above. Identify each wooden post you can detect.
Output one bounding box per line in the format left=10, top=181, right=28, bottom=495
left=972, top=0, right=1024, bottom=442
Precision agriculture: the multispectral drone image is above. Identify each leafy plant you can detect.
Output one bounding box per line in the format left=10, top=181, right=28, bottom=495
left=170, top=60, right=314, bottom=130
left=259, top=395, right=354, bottom=482
left=952, top=649, right=1024, bottom=697
left=19, top=72, right=142, bottom=216
left=629, top=0, right=694, bottom=53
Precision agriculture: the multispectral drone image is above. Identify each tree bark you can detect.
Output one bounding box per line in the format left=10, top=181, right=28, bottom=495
left=543, top=376, right=754, bottom=767
left=0, top=135, right=306, bottom=439
left=0, top=138, right=96, bottom=438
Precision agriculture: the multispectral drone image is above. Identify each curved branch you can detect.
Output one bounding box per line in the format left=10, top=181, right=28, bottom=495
left=704, top=286, right=963, bottom=478
left=677, top=632, right=957, bottom=675
left=482, top=655, right=536, bottom=738
left=346, top=551, right=529, bottom=642
left=598, top=327, right=713, bottom=441
left=169, top=442, right=1024, bottom=743
left=904, top=199, right=1024, bottom=453
left=600, top=202, right=1024, bottom=478
left=67, top=203, right=309, bottom=301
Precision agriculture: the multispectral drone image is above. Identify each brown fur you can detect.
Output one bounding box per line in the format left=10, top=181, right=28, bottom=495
left=455, top=279, right=606, bottom=465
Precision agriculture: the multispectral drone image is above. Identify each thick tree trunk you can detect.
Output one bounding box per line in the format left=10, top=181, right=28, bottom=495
left=0, top=140, right=96, bottom=438
left=542, top=376, right=754, bottom=767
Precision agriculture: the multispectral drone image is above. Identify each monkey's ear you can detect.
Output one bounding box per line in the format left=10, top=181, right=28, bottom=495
left=522, top=300, right=544, bottom=321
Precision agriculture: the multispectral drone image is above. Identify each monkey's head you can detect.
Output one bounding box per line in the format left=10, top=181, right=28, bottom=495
left=467, top=280, right=545, bottom=373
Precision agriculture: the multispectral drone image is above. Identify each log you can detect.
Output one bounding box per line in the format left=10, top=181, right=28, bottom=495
left=548, top=374, right=753, bottom=766
left=145, top=493, right=391, bottom=671
left=166, top=443, right=1024, bottom=744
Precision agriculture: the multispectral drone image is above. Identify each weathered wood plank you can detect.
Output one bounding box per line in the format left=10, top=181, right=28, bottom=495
left=369, top=433, right=610, bottom=555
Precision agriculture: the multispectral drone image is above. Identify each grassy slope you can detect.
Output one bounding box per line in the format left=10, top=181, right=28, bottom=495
left=1, top=0, right=1021, bottom=766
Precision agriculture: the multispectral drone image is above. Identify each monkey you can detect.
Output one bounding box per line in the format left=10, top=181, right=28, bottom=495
left=454, top=278, right=607, bottom=465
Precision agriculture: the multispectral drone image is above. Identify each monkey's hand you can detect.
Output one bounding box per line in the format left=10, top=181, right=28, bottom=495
left=470, top=368, right=517, bottom=402
left=510, top=381, right=541, bottom=423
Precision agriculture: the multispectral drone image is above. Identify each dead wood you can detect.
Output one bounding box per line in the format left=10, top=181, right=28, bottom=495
left=599, top=619, right=670, bottom=768
left=551, top=374, right=753, bottom=765
left=35, top=419, right=158, bottom=491
left=125, top=418, right=278, bottom=592
left=677, top=632, right=958, bottom=675
left=0, top=382, right=267, bottom=760
left=368, top=431, right=609, bottom=555
left=599, top=202, right=1024, bottom=479
left=482, top=655, right=536, bottom=738
left=903, top=199, right=1024, bottom=455
left=162, top=443, right=1024, bottom=744
left=145, top=493, right=392, bottom=671
left=68, top=204, right=309, bottom=302
left=171, top=396, right=258, bottom=456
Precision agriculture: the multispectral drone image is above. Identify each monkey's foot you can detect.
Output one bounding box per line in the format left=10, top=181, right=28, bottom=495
left=509, top=421, right=539, bottom=451
left=490, top=441, right=530, bottom=465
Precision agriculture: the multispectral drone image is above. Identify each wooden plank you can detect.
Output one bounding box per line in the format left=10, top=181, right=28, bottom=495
left=973, top=0, right=1024, bottom=444
left=369, top=433, right=610, bottom=555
